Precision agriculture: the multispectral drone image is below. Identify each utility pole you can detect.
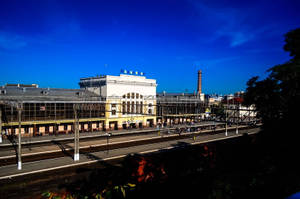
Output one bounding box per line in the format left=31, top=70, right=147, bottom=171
left=0, top=107, right=2, bottom=143
left=225, top=98, right=228, bottom=136
left=73, top=104, right=79, bottom=161
left=236, top=103, right=239, bottom=134
left=17, top=103, right=22, bottom=170
left=161, top=104, right=164, bottom=128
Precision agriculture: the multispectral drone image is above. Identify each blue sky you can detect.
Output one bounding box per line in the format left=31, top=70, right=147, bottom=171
left=0, top=0, right=299, bottom=94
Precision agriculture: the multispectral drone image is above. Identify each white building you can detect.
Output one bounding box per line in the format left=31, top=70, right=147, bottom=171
left=79, top=73, right=157, bottom=130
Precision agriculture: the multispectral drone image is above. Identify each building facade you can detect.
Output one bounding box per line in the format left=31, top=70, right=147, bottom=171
left=156, top=92, right=206, bottom=126
left=79, top=74, right=157, bottom=130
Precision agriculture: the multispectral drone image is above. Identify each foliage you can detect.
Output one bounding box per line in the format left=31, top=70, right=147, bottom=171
left=41, top=191, right=75, bottom=199
left=39, top=154, right=168, bottom=199
left=41, top=183, right=136, bottom=199
left=243, top=27, right=300, bottom=199
left=211, top=104, right=225, bottom=119
left=243, top=27, right=300, bottom=143
left=283, top=28, right=300, bottom=59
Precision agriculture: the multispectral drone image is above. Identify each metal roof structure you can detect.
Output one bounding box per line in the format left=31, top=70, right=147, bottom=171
left=156, top=92, right=203, bottom=103
left=0, top=85, right=104, bottom=103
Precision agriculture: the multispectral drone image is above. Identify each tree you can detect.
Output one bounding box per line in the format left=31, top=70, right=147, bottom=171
left=243, top=28, right=300, bottom=145
left=283, top=28, right=300, bottom=60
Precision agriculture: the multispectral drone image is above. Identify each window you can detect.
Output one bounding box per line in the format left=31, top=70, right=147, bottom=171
left=131, top=93, right=135, bottom=99
left=127, top=102, right=130, bottom=113
left=148, top=103, right=153, bottom=115
left=136, top=102, right=140, bottom=114
left=111, top=104, right=117, bottom=116
left=123, top=95, right=126, bottom=98
left=122, top=102, right=126, bottom=114
left=131, top=102, right=135, bottom=113
left=140, top=102, right=143, bottom=114
left=127, top=93, right=130, bottom=98
left=140, top=95, right=143, bottom=99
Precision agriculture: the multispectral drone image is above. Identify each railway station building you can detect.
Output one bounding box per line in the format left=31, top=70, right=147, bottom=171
left=0, top=73, right=157, bottom=136
left=0, top=70, right=207, bottom=137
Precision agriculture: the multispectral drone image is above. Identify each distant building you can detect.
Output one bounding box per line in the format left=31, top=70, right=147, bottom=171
left=222, top=94, right=257, bottom=122
left=205, top=94, right=223, bottom=105
left=156, top=92, right=205, bottom=125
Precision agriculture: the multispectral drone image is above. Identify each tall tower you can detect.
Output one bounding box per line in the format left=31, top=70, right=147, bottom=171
left=197, top=70, right=202, bottom=94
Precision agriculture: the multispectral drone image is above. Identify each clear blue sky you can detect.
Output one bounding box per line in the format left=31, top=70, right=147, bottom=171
left=0, top=0, right=299, bottom=94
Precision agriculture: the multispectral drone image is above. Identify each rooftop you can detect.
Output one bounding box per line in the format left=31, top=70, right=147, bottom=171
left=0, top=84, right=103, bottom=102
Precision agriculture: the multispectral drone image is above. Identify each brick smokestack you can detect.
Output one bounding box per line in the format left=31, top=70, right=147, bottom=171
left=197, top=70, right=202, bottom=94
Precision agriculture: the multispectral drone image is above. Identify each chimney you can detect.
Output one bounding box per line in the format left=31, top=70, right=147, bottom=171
left=197, top=70, right=202, bottom=94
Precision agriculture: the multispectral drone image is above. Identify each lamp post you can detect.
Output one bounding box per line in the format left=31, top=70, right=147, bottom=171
left=225, top=98, right=228, bottom=136
left=17, top=102, right=23, bottom=170
left=73, top=104, right=79, bottom=161
left=236, top=103, right=239, bottom=135
left=0, top=108, right=2, bottom=143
